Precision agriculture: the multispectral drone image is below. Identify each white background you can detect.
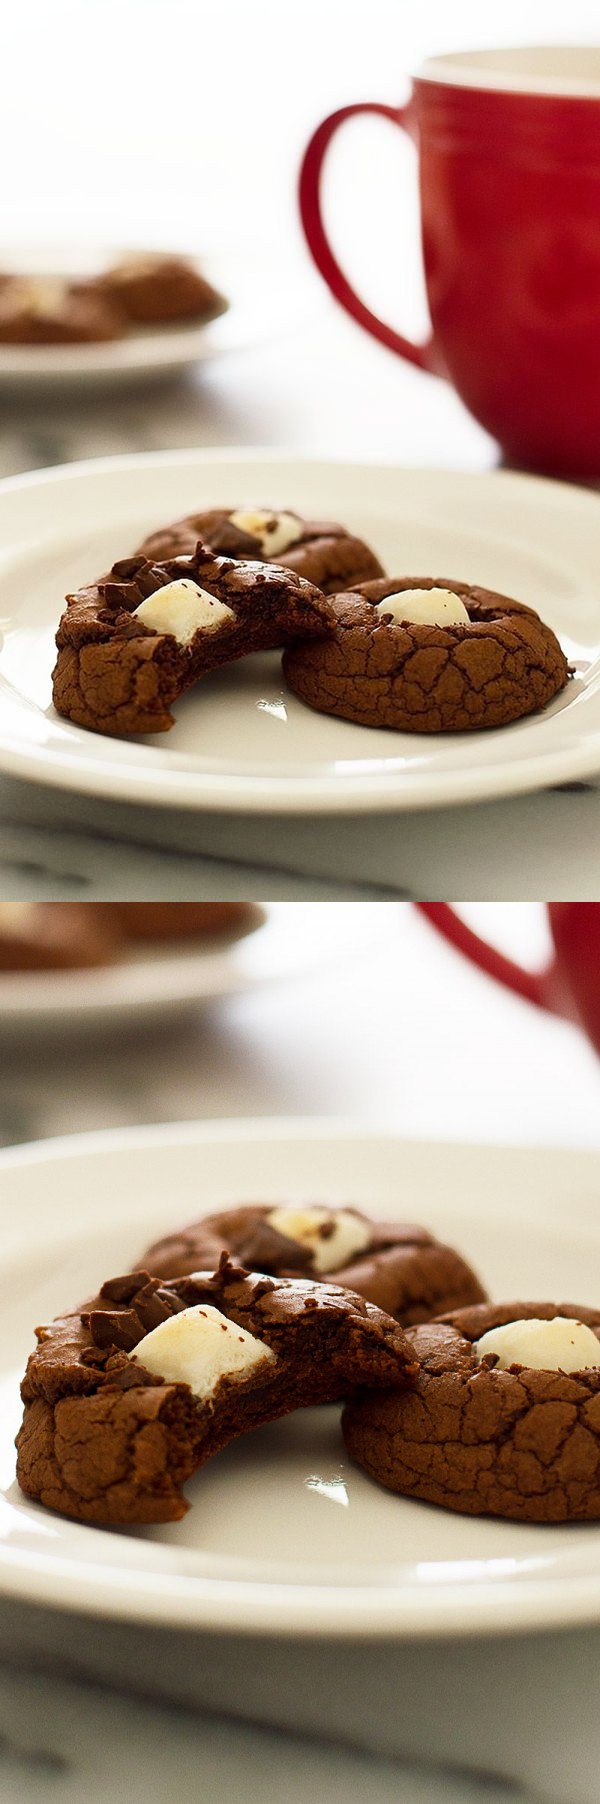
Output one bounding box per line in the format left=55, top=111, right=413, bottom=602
left=2, top=0, right=600, bottom=332
left=2, top=1, right=600, bottom=248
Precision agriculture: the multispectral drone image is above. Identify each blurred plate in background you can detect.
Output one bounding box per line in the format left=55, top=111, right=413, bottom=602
left=0, top=246, right=313, bottom=389
left=0, top=901, right=389, bottom=1034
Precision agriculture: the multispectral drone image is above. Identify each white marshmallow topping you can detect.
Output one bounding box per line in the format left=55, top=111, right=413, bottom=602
left=130, top=1303, right=276, bottom=1400
left=229, top=509, right=303, bottom=559
left=375, top=587, right=470, bottom=629
left=266, top=1206, right=370, bottom=1275
left=475, top=1316, right=600, bottom=1373
left=133, top=578, right=234, bottom=644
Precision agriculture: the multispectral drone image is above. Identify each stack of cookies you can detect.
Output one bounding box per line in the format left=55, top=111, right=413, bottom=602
left=51, top=505, right=569, bottom=738
left=16, top=1201, right=600, bottom=1527
left=0, top=902, right=263, bottom=972
left=0, top=254, right=227, bottom=345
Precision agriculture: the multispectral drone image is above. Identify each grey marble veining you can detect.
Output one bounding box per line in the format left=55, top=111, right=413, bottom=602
left=2, top=1598, right=600, bottom=1803
left=0, top=770, right=598, bottom=901
left=0, top=1662, right=519, bottom=1804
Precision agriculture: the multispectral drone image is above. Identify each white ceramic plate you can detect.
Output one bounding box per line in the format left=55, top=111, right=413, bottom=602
left=0, top=902, right=377, bottom=1033
left=1, top=1118, right=600, bottom=1639
left=0, top=248, right=307, bottom=389
left=0, top=452, right=599, bottom=814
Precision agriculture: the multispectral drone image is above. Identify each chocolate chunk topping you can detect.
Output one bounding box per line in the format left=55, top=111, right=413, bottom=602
left=141, top=1204, right=485, bottom=1325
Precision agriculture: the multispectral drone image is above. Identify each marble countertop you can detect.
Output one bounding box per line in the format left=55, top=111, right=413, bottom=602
left=3, top=1619, right=599, bottom=1804
left=0, top=1660, right=517, bottom=1804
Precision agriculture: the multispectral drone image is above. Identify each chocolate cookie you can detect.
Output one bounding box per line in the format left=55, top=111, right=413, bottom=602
left=141, top=1204, right=486, bottom=1325
left=16, top=1258, right=417, bottom=1525
left=0, top=276, right=124, bottom=345
left=100, top=903, right=264, bottom=942
left=136, top=508, right=383, bottom=594
left=282, top=576, right=570, bottom=733
left=96, top=253, right=228, bottom=327
left=0, top=903, right=119, bottom=972
left=52, top=543, right=333, bottom=737
left=343, top=1300, right=600, bottom=1522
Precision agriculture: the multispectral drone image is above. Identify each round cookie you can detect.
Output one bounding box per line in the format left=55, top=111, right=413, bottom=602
left=0, top=903, right=119, bottom=971
left=136, top=508, right=383, bottom=594
left=97, top=253, right=228, bottom=326
left=96, top=903, right=264, bottom=943
left=342, top=1299, right=600, bottom=1522
left=141, top=1203, right=486, bottom=1325
left=0, top=276, right=124, bottom=344
left=282, top=576, right=570, bottom=733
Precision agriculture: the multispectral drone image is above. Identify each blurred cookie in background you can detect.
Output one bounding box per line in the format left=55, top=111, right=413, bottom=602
left=0, top=253, right=228, bottom=346
left=0, top=903, right=119, bottom=970
left=0, top=276, right=124, bottom=344
left=0, top=903, right=264, bottom=973
left=98, top=903, right=264, bottom=943
left=94, top=253, right=228, bottom=327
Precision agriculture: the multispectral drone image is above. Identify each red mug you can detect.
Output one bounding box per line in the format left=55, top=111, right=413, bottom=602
left=299, top=47, right=600, bottom=478
left=416, top=904, right=600, bottom=1055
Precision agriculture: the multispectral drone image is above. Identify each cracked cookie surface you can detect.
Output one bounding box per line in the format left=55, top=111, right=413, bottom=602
left=16, top=1258, right=417, bottom=1525
left=136, top=508, right=383, bottom=593
left=52, top=542, right=332, bottom=736
left=282, top=576, right=570, bottom=733
left=142, top=1204, right=486, bottom=1324
left=342, top=1300, right=600, bottom=1522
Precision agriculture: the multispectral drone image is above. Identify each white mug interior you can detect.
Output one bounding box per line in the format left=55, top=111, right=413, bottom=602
left=420, top=45, right=600, bottom=98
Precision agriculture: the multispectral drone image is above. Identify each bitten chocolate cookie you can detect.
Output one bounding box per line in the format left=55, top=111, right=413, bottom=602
left=343, top=1300, right=600, bottom=1522
left=52, top=543, right=333, bottom=737
left=141, top=1204, right=486, bottom=1325
left=96, top=253, right=228, bottom=327
left=136, top=508, right=383, bottom=593
left=16, top=1258, right=417, bottom=1525
left=0, top=277, right=124, bottom=344
left=282, top=577, right=570, bottom=733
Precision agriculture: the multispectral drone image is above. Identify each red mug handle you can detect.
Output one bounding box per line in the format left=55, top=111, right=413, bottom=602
left=299, top=102, right=438, bottom=372
left=415, top=904, right=565, bottom=1017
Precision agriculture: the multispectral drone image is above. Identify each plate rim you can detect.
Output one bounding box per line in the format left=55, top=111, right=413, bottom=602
left=0, top=250, right=308, bottom=383
left=1, top=450, right=600, bottom=813
left=0, top=921, right=269, bottom=1026
left=3, top=1115, right=600, bottom=1641
left=0, top=901, right=383, bottom=1029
